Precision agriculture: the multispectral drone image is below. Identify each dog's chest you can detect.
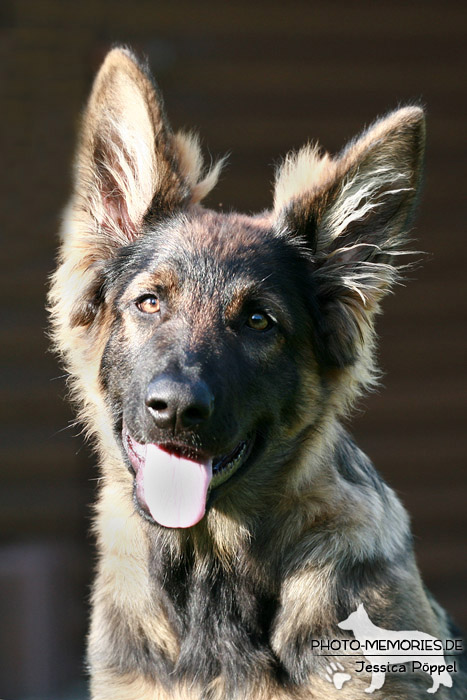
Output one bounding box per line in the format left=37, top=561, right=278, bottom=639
left=151, top=553, right=283, bottom=688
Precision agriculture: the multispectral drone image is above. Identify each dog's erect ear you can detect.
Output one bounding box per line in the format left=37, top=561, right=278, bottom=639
left=73, top=47, right=222, bottom=247
left=75, top=47, right=185, bottom=245
left=274, top=107, right=425, bottom=369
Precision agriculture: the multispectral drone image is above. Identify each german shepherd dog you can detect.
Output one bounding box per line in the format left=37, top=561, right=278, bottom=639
left=49, top=48, right=465, bottom=699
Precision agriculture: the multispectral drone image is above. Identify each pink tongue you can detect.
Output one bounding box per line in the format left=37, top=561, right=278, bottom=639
left=136, top=443, right=212, bottom=528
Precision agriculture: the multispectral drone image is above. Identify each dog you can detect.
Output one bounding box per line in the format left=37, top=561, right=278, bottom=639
left=338, top=604, right=454, bottom=694
left=49, top=47, right=466, bottom=699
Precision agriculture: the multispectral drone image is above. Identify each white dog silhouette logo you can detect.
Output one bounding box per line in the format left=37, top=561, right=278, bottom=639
left=338, top=604, right=453, bottom=694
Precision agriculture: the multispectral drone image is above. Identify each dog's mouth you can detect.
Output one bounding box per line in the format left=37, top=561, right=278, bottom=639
left=122, top=424, right=254, bottom=529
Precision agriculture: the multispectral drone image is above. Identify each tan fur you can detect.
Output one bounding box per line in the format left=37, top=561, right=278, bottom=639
left=273, top=143, right=333, bottom=213
left=273, top=107, right=423, bottom=216
left=174, top=131, right=225, bottom=203
left=49, top=48, right=463, bottom=700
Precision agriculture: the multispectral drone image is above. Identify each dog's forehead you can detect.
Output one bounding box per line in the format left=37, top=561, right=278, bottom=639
left=143, top=209, right=294, bottom=282
left=161, top=209, right=275, bottom=256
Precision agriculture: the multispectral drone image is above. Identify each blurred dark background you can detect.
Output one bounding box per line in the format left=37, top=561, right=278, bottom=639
left=1, top=1, right=466, bottom=698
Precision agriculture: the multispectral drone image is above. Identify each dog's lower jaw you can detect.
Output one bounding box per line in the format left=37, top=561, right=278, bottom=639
left=122, top=424, right=259, bottom=529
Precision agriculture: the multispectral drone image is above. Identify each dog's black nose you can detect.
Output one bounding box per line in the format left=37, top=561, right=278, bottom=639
left=146, top=375, right=214, bottom=432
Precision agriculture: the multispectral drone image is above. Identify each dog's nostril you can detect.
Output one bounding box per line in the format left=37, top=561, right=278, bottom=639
left=148, top=399, right=168, bottom=413
left=181, top=404, right=210, bottom=427
left=145, top=392, right=174, bottom=430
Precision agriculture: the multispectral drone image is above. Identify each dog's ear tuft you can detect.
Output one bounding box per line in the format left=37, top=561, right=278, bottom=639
left=274, top=143, right=333, bottom=219
left=174, top=131, right=226, bottom=204
left=275, top=107, right=425, bottom=368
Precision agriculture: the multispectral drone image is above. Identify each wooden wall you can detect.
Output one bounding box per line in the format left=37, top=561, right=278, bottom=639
left=1, top=1, right=466, bottom=696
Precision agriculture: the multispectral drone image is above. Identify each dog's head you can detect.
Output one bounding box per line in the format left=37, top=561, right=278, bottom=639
left=50, top=48, right=425, bottom=529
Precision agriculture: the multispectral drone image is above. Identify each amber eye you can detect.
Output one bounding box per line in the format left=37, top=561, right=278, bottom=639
left=247, top=312, right=272, bottom=331
left=136, top=295, right=160, bottom=314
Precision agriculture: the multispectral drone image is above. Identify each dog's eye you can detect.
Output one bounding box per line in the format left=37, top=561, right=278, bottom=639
left=247, top=312, right=273, bottom=331
left=136, top=295, right=160, bottom=314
